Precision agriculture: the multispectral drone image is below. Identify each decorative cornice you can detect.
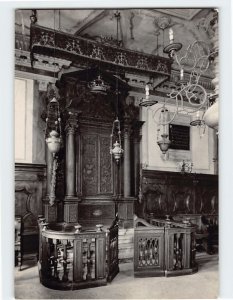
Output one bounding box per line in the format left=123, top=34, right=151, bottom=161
left=30, top=24, right=172, bottom=77
left=15, top=69, right=56, bottom=83
left=15, top=49, right=72, bottom=73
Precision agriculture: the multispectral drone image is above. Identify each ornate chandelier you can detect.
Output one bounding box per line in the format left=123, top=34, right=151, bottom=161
left=45, top=94, right=62, bottom=206
left=109, top=11, right=124, bottom=164
left=142, top=11, right=219, bottom=155
left=163, top=37, right=214, bottom=120
left=88, top=75, right=110, bottom=95
left=110, top=118, right=124, bottom=163
left=156, top=105, right=171, bottom=154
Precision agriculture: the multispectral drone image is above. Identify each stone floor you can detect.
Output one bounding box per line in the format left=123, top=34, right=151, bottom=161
left=15, top=253, right=218, bottom=299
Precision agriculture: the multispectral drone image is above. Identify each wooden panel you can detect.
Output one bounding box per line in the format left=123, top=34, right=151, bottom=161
left=15, top=163, right=46, bottom=217
left=99, top=136, right=113, bottom=194
left=118, top=201, right=134, bottom=220
left=81, top=135, right=98, bottom=195
left=15, top=163, right=46, bottom=254
left=138, top=170, right=218, bottom=217
left=78, top=202, right=115, bottom=226
left=96, top=237, right=106, bottom=279
left=73, top=240, right=83, bottom=282
left=80, top=131, right=113, bottom=197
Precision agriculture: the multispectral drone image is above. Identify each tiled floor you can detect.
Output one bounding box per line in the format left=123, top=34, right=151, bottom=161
left=15, top=253, right=218, bottom=299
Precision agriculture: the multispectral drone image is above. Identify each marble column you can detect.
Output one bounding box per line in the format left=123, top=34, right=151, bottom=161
left=123, top=126, right=131, bottom=198
left=64, top=114, right=79, bottom=223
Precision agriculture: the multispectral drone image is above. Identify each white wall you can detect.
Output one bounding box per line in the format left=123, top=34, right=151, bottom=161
left=14, top=72, right=54, bottom=165
left=15, top=77, right=33, bottom=163
left=140, top=102, right=217, bottom=174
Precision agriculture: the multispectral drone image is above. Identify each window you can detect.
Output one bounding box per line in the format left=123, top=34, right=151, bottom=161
left=15, top=78, right=33, bottom=163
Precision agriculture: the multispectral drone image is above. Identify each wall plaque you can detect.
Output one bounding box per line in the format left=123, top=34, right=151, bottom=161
left=169, top=124, right=190, bottom=150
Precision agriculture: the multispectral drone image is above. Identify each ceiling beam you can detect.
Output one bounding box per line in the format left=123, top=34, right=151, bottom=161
left=74, top=10, right=108, bottom=35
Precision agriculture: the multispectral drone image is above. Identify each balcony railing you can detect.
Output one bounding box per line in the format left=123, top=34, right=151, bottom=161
left=38, top=217, right=119, bottom=290
left=134, top=216, right=197, bottom=277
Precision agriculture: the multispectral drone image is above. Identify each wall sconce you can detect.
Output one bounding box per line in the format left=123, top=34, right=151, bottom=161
left=177, top=160, right=193, bottom=174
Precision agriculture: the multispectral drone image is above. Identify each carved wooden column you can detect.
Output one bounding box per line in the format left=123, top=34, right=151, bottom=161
left=43, top=85, right=59, bottom=223
left=64, top=113, right=79, bottom=223
left=44, top=143, right=58, bottom=222
left=123, top=125, right=131, bottom=198
left=132, top=121, right=144, bottom=197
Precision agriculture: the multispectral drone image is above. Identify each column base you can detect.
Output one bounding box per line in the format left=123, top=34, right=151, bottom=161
left=64, top=196, right=79, bottom=223
left=117, top=197, right=136, bottom=229
left=43, top=198, right=58, bottom=222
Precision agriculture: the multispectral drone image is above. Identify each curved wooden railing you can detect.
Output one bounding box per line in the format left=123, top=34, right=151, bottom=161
left=38, top=217, right=119, bottom=290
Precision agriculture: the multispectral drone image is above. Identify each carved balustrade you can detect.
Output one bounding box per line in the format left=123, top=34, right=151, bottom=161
left=134, top=216, right=197, bottom=277
left=30, top=24, right=171, bottom=77
left=38, top=217, right=119, bottom=290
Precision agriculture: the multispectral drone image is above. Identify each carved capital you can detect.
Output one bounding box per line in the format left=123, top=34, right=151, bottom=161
left=37, top=79, right=50, bottom=92
left=65, top=124, right=77, bottom=135
left=65, top=111, right=81, bottom=135
left=123, top=126, right=131, bottom=138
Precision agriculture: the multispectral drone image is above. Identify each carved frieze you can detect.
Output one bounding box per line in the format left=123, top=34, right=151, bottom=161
left=30, top=24, right=172, bottom=77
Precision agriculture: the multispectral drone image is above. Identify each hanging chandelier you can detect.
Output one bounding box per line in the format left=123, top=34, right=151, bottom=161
left=190, top=110, right=206, bottom=138
left=110, top=118, right=124, bottom=163
left=45, top=96, right=62, bottom=155
left=142, top=15, right=218, bottom=155
left=162, top=25, right=219, bottom=122
left=88, top=74, right=110, bottom=95
left=164, top=37, right=213, bottom=118
left=109, top=11, right=124, bottom=164
left=139, top=84, right=158, bottom=107
left=44, top=10, right=63, bottom=206
left=155, top=105, right=171, bottom=154
left=45, top=95, right=62, bottom=206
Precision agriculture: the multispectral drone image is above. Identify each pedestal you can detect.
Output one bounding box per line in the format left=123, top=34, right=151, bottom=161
left=64, top=197, right=79, bottom=223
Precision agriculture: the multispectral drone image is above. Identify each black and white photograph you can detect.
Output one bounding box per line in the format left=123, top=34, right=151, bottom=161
left=1, top=1, right=232, bottom=299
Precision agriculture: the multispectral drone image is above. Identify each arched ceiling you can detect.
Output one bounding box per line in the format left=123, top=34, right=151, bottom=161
left=15, top=8, right=215, bottom=58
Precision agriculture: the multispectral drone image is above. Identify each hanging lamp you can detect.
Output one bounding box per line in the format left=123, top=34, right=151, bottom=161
left=110, top=11, right=124, bottom=164
left=44, top=11, right=62, bottom=206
